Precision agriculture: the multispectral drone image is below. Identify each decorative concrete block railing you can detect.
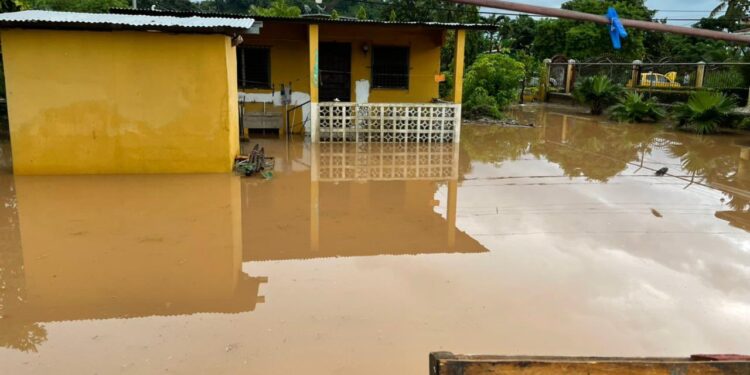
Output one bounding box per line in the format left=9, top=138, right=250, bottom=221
left=317, top=102, right=461, bottom=143
left=314, top=142, right=458, bottom=182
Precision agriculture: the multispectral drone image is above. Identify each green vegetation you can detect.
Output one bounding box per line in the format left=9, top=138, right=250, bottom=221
left=462, top=54, right=525, bottom=119
left=464, top=88, right=503, bottom=119
left=250, top=0, right=300, bottom=17
left=609, top=92, right=666, bottom=123
left=531, top=0, right=653, bottom=61
left=674, top=91, right=737, bottom=135
left=573, top=75, right=623, bottom=115
left=16, top=0, right=128, bottom=12
left=355, top=5, right=367, bottom=20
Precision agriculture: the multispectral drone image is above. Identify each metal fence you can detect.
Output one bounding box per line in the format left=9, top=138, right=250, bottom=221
left=545, top=60, right=750, bottom=102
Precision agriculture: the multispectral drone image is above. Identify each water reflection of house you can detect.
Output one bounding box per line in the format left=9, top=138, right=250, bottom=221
left=242, top=142, right=488, bottom=261
left=0, top=175, right=265, bottom=351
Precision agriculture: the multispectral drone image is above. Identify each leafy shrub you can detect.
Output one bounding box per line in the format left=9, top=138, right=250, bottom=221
left=251, top=0, right=301, bottom=17
left=609, top=92, right=666, bottom=123
left=463, top=53, right=525, bottom=118
left=573, top=75, right=623, bottom=115
left=463, top=87, right=503, bottom=119
left=673, top=91, right=737, bottom=134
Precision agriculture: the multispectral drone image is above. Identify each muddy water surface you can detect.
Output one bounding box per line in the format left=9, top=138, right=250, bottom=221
left=1, top=106, right=750, bottom=374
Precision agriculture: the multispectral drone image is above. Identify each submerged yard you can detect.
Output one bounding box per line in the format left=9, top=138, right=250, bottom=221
left=1, top=105, right=750, bottom=374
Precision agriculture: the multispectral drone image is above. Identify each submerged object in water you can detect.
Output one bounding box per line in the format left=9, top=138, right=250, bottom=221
left=235, top=144, right=275, bottom=177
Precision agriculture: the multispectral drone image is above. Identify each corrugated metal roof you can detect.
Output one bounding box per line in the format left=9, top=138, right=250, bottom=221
left=0, top=10, right=255, bottom=34
left=110, top=8, right=496, bottom=30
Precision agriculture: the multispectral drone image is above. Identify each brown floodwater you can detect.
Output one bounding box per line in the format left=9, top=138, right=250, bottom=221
left=2, top=104, right=750, bottom=374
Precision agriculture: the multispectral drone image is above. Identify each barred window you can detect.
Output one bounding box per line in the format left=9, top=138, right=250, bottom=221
left=371, top=46, right=409, bottom=89
left=237, top=46, right=271, bottom=89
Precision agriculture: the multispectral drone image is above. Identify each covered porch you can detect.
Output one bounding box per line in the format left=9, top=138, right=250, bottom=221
left=235, top=16, right=489, bottom=143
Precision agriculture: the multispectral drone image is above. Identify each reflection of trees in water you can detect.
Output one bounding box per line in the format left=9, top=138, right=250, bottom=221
left=461, top=117, right=750, bottom=230
left=461, top=120, right=661, bottom=182
left=664, top=134, right=750, bottom=212
left=460, top=125, right=539, bottom=167
left=536, top=119, right=661, bottom=182
left=0, top=321, right=47, bottom=353
left=0, top=175, right=47, bottom=352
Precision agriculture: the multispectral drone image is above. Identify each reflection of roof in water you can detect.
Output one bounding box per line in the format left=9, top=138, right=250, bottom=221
left=3, top=174, right=266, bottom=327
left=4, top=274, right=266, bottom=324
left=715, top=210, right=750, bottom=232
left=243, top=172, right=488, bottom=262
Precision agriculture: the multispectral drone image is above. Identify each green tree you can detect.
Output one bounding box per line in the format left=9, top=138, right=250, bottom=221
left=250, top=0, right=301, bottom=17
left=573, top=75, right=624, bottom=115
left=0, top=0, right=19, bottom=12
left=463, top=53, right=525, bottom=116
left=710, top=0, right=750, bottom=19
left=674, top=91, right=737, bottom=134
left=197, top=0, right=253, bottom=13
left=609, top=92, right=666, bottom=123
left=504, top=15, right=537, bottom=53
left=532, top=0, right=653, bottom=61
left=20, top=0, right=128, bottom=12
left=356, top=4, right=367, bottom=20
left=330, top=8, right=339, bottom=19
left=388, top=9, right=396, bottom=21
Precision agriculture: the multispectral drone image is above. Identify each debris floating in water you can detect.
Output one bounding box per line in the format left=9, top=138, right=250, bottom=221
left=466, top=117, right=534, bottom=127
left=235, top=144, right=274, bottom=178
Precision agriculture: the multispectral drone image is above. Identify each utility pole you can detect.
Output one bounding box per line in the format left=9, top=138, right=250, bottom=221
left=449, top=0, right=750, bottom=44
left=132, top=0, right=137, bottom=9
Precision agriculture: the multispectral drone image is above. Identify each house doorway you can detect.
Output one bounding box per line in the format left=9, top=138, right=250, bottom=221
left=319, top=42, right=351, bottom=102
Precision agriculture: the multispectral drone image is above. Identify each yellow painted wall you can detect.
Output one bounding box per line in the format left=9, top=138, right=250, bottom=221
left=319, top=24, right=443, bottom=103
left=238, top=22, right=310, bottom=133
left=1, top=29, right=239, bottom=175
left=237, top=22, right=444, bottom=135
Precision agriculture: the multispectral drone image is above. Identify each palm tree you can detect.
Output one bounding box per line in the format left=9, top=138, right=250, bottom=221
left=710, top=0, right=750, bottom=19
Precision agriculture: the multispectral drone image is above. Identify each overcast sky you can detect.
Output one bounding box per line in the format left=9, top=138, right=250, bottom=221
left=488, top=0, right=722, bottom=26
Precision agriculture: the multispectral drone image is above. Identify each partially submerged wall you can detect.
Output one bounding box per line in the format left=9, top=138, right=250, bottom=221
left=239, top=22, right=444, bottom=134
left=1, top=29, right=239, bottom=175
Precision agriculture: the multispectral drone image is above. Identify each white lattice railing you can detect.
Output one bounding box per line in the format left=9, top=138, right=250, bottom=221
left=317, top=102, right=461, bottom=143
left=315, top=142, right=458, bottom=182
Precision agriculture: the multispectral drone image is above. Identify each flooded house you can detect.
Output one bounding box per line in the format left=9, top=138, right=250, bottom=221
left=0, top=9, right=491, bottom=175
left=111, top=9, right=494, bottom=144
left=0, top=11, right=258, bottom=175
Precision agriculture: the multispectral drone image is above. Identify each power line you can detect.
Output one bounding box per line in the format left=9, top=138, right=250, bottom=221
left=348, top=0, right=745, bottom=22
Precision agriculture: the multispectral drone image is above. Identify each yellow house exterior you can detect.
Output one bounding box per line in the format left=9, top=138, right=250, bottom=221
left=0, top=9, right=491, bottom=175
left=230, top=16, right=487, bottom=142
left=0, top=11, right=255, bottom=175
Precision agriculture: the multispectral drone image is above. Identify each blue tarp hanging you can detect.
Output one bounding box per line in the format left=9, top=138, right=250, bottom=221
left=606, top=7, right=628, bottom=49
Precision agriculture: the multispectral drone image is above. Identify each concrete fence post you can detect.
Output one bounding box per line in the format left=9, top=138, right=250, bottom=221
left=539, top=58, right=552, bottom=101
left=695, top=61, right=706, bottom=89
left=565, top=59, right=575, bottom=94
left=630, top=60, right=642, bottom=88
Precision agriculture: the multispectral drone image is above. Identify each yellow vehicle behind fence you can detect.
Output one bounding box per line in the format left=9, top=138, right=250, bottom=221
left=627, top=71, right=682, bottom=88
